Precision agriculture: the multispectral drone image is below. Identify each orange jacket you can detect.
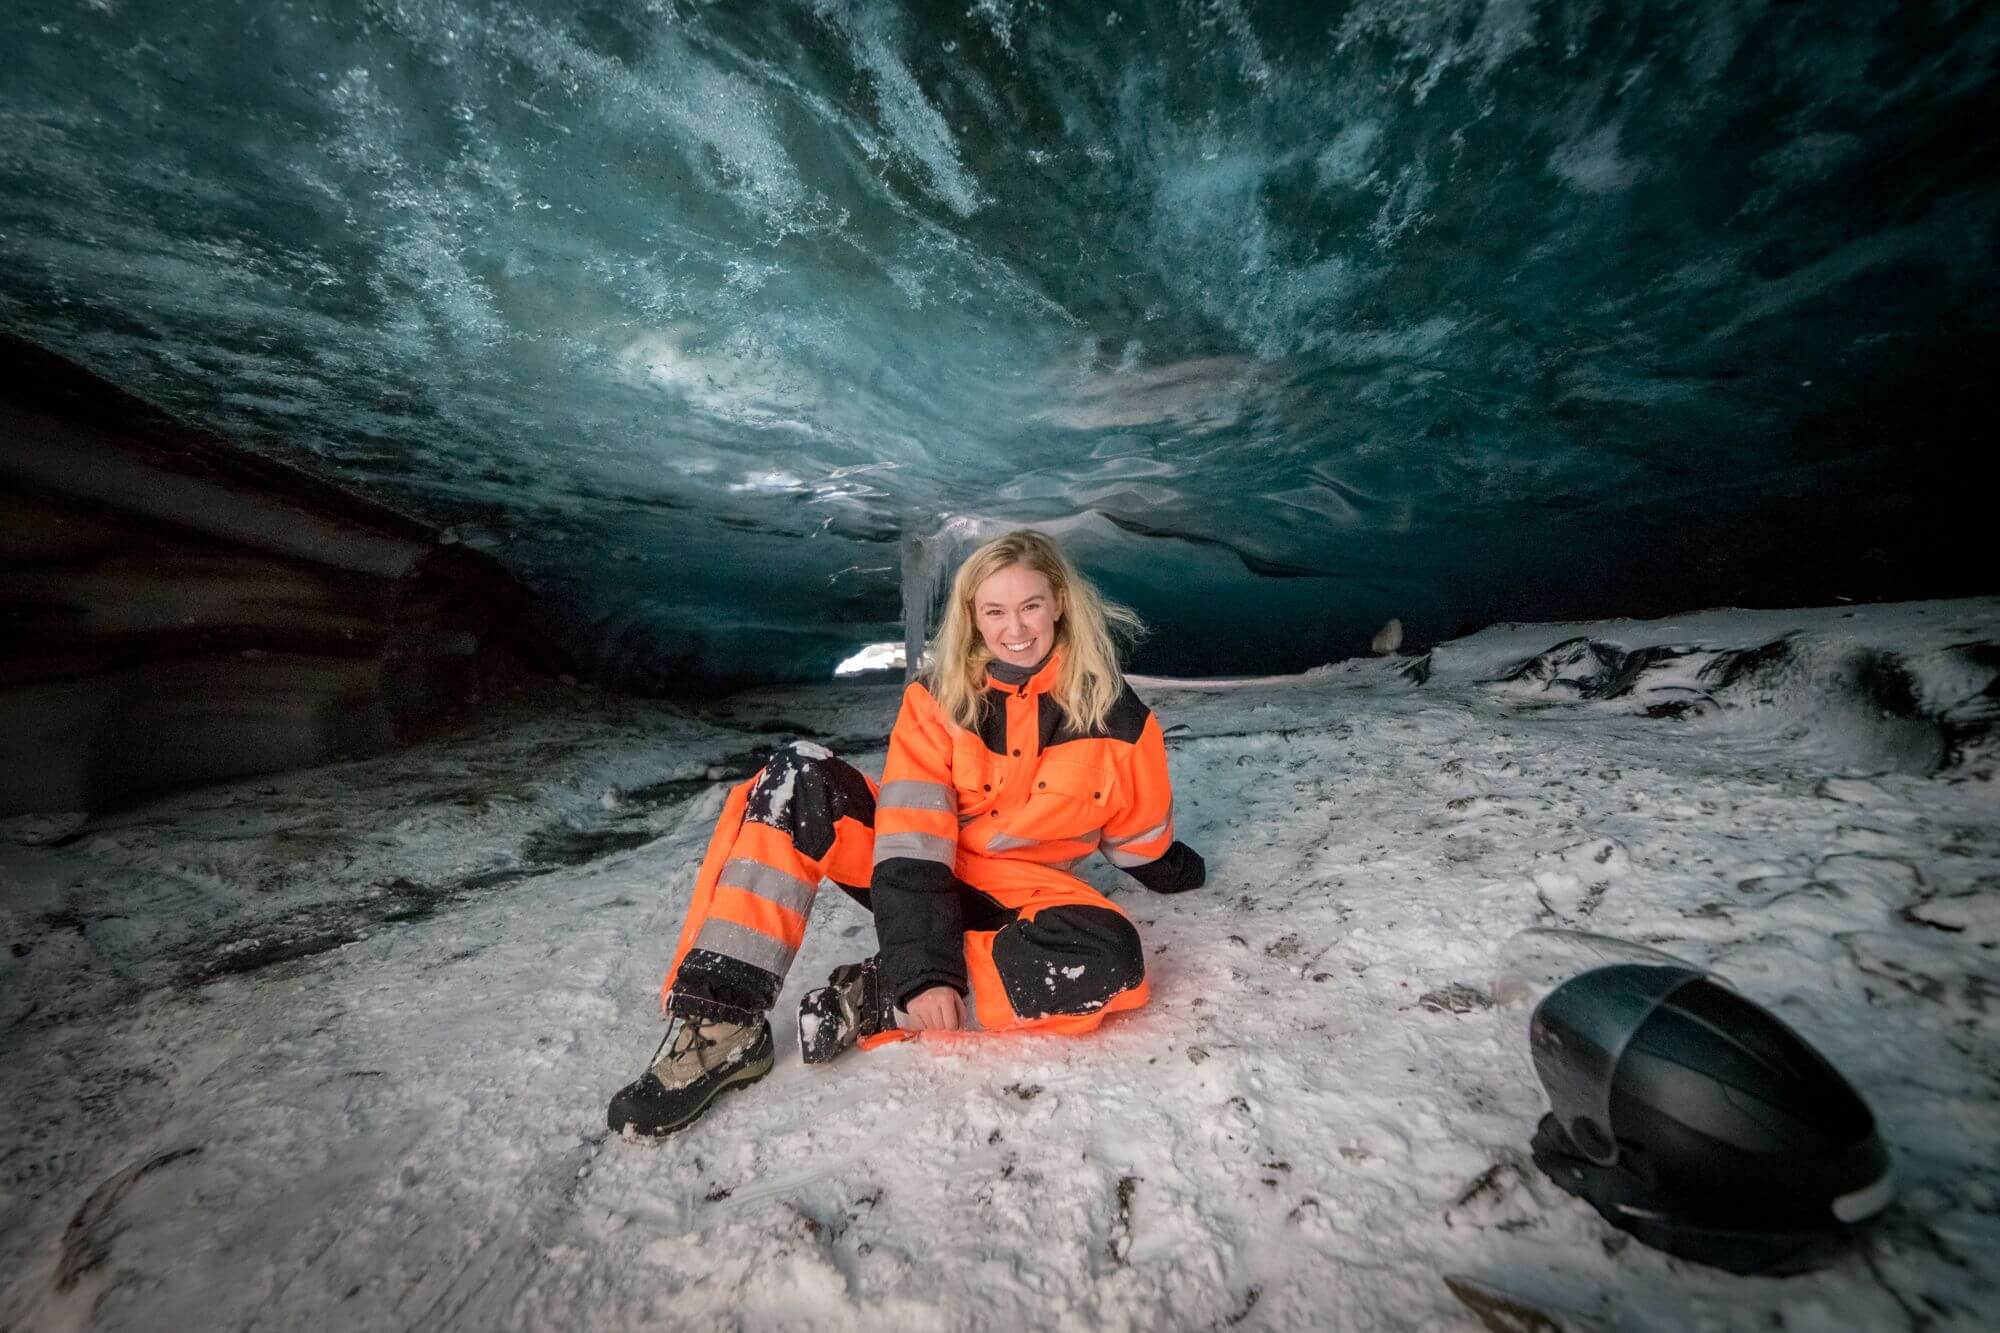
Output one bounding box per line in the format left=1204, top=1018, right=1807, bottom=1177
left=870, top=649, right=1204, bottom=1004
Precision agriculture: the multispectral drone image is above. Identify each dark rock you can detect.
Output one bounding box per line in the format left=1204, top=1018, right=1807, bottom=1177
left=0, top=338, right=572, bottom=817
left=1419, top=983, right=1494, bottom=1014
left=1492, top=637, right=1626, bottom=696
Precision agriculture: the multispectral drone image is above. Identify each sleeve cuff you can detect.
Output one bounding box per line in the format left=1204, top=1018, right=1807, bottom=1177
left=1124, top=840, right=1206, bottom=894
left=893, top=974, right=969, bottom=1009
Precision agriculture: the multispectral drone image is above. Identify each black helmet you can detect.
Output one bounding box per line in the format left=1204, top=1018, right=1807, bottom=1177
left=1498, top=930, right=1894, bottom=1275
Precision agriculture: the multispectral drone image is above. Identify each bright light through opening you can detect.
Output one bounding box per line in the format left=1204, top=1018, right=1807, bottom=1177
left=834, top=641, right=905, bottom=676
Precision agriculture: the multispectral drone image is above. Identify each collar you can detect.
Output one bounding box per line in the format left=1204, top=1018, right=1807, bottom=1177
left=985, top=646, right=1065, bottom=696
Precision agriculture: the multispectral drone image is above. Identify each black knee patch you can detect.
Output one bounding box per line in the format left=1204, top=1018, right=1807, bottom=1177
left=991, top=905, right=1145, bottom=1020
left=743, top=743, right=875, bottom=859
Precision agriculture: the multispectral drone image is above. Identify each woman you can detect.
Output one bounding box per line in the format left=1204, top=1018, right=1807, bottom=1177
left=609, top=529, right=1206, bottom=1137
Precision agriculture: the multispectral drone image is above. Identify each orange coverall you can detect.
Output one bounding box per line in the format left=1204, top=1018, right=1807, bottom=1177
left=661, top=649, right=1204, bottom=1036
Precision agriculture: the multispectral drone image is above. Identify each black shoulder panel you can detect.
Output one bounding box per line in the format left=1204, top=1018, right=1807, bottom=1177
left=976, top=688, right=1009, bottom=755
left=1102, top=683, right=1152, bottom=743
left=1040, top=682, right=1151, bottom=749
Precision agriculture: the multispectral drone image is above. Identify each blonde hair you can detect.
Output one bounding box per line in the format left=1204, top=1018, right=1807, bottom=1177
left=926, top=529, right=1143, bottom=734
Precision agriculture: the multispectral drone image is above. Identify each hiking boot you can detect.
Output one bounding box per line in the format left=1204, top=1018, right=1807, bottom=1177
left=797, top=957, right=895, bottom=1065
left=607, top=1014, right=774, bottom=1137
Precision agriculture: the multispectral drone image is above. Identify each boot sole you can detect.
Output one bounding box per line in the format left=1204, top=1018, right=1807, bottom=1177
left=629, top=1046, right=775, bottom=1139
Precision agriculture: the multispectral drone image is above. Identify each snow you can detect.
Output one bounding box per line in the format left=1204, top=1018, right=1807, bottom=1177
left=4, top=599, right=1997, bottom=1330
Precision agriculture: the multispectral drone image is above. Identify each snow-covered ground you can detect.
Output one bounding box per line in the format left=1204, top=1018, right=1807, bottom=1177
left=4, top=598, right=1997, bottom=1332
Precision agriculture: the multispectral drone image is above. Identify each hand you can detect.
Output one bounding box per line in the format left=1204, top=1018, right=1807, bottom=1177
left=903, top=985, right=965, bottom=1032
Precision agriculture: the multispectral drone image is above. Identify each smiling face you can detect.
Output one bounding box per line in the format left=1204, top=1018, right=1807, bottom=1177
left=973, top=562, right=1063, bottom=669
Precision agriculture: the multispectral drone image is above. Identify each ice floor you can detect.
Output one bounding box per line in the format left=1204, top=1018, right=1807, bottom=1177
left=4, top=600, right=1997, bottom=1331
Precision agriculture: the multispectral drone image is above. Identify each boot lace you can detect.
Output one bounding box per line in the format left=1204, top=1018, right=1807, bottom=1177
left=654, top=1015, right=717, bottom=1068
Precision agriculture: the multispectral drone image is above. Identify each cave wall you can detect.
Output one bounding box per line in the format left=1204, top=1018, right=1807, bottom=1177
left=0, top=337, right=566, bottom=816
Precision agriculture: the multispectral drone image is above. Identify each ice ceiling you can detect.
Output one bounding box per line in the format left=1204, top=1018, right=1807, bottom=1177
left=3, top=1, right=1995, bottom=684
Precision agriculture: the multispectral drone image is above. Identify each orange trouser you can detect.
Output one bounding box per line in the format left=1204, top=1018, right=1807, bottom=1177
left=662, top=747, right=1149, bottom=1039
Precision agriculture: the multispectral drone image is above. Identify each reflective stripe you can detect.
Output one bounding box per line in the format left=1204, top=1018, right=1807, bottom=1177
left=717, top=857, right=818, bottom=916
left=1105, top=844, right=1163, bottom=868
left=692, top=919, right=796, bottom=976
left=990, top=828, right=1099, bottom=861
left=873, top=831, right=957, bottom=865
left=879, top=779, right=956, bottom=813
left=1104, top=802, right=1174, bottom=850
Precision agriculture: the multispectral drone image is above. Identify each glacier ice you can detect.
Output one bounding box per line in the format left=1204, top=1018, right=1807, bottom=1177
left=1, top=0, right=1993, bottom=682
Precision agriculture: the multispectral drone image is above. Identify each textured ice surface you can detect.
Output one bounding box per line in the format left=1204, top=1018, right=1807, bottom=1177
left=3, top=599, right=1996, bottom=1329
left=2, top=2, right=1996, bottom=681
